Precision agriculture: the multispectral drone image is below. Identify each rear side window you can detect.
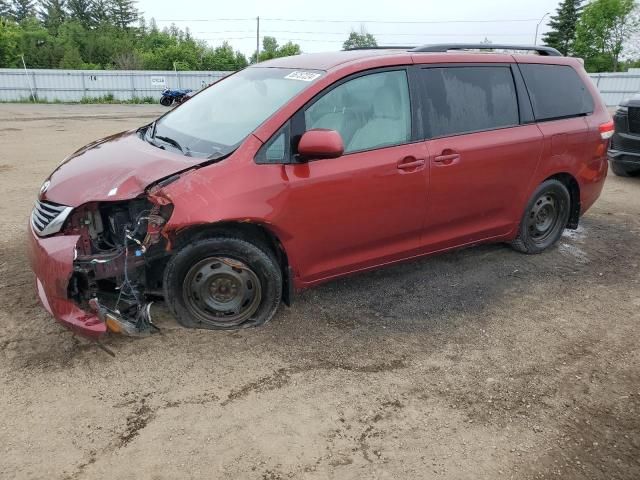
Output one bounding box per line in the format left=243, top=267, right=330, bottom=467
left=519, top=64, right=594, bottom=121
left=419, top=66, right=519, bottom=138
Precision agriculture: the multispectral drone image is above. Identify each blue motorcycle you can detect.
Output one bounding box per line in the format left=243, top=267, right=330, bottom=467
left=160, top=88, right=193, bottom=106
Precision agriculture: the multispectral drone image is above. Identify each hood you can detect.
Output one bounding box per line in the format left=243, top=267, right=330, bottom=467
left=42, top=130, right=205, bottom=207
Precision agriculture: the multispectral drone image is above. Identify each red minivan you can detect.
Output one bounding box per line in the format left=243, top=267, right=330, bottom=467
left=27, top=44, right=611, bottom=338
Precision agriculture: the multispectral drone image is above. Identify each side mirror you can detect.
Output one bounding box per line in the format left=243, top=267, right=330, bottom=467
left=297, top=129, right=344, bottom=160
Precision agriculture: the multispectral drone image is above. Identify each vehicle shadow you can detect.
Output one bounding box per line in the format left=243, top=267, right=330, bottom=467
left=2, top=212, right=637, bottom=371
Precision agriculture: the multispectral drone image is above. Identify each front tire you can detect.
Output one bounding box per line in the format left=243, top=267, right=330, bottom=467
left=160, top=96, right=173, bottom=107
left=163, top=237, right=282, bottom=329
left=511, top=179, right=571, bottom=254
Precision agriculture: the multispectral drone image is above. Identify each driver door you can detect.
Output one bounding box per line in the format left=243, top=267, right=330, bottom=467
left=276, top=69, right=430, bottom=284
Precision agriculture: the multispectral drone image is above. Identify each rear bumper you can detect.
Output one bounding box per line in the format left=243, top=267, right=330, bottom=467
left=27, top=225, right=107, bottom=339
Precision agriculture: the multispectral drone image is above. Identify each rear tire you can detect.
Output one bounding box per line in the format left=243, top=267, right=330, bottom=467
left=609, top=161, right=639, bottom=177
left=511, top=180, right=571, bottom=254
left=160, top=96, right=173, bottom=107
left=163, top=237, right=282, bottom=330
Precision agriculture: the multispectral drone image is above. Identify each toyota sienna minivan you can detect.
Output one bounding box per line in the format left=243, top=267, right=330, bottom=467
left=27, top=44, right=611, bottom=339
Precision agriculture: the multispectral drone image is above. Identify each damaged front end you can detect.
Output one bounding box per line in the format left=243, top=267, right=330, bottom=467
left=62, top=196, right=173, bottom=336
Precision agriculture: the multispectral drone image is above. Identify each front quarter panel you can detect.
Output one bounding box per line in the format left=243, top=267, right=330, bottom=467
left=156, top=135, right=297, bottom=256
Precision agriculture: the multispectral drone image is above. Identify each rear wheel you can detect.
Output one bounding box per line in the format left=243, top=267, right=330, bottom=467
left=163, top=237, right=282, bottom=329
left=511, top=179, right=571, bottom=254
left=160, top=96, right=173, bottom=107
left=610, top=161, right=640, bottom=177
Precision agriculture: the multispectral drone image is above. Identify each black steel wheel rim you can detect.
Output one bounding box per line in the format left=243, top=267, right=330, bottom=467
left=183, top=256, right=262, bottom=327
left=527, top=193, right=563, bottom=244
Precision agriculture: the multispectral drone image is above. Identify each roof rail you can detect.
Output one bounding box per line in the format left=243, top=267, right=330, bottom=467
left=344, top=46, right=417, bottom=51
left=410, top=44, right=562, bottom=56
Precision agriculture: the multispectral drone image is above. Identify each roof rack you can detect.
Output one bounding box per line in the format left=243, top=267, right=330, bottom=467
left=344, top=46, right=417, bottom=51
left=410, top=44, right=562, bottom=56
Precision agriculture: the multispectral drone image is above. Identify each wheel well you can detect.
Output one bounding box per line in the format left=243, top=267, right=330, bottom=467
left=546, top=173, right=580, bottom=229
left=169, top=222, right=293, bottom=305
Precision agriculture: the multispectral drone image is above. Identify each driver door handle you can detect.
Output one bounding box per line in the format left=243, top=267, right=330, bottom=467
left=397, top=157, right=426, bottom=171
left=433, top=152, right=460, bottom=166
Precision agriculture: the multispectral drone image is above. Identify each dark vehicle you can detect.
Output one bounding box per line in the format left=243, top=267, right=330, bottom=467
left=160, top=88, right=193, bottom=106
left=609, top=94, right=640, bottom=176
left=28, top=44, right=611, bottom=340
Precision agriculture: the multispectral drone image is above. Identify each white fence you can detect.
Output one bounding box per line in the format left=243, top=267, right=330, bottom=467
left=589, top=72, right=640, bottom=107
left=0, top=68, right=230, bottom=102
left=0, top=67, right=638, bottom=106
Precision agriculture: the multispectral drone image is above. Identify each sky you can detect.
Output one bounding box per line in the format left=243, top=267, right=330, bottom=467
left=135, top=0, right=563, bottom=58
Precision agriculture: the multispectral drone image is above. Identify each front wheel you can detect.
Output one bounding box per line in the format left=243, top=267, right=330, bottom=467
left=511, top=179, right=571, bottom=254
left=163, top=237, right=282, bottom=329
left=160, top=96, right=173, bottom=107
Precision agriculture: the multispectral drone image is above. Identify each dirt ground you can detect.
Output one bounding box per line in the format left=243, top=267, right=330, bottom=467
left=0, top=104, right=638, bottom=480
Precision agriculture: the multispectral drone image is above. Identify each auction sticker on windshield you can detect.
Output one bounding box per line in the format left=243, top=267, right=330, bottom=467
left=284, top=71, right=322, bottom=82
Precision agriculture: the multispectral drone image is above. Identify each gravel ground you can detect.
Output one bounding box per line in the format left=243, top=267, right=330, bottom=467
left=0, top=104, right=638, bottom=480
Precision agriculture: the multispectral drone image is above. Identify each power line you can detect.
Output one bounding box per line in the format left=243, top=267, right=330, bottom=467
left=263, top=17, right=541, bottom=24
left=198, top=30, right=535, bottom=37
left=157, top=17, right=542, bottom=24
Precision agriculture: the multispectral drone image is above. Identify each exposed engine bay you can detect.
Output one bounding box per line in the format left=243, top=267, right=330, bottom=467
left=64, top=197, right=173, bottom=335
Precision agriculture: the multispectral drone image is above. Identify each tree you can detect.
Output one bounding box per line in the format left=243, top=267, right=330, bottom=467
left=11, top=0, right=37, bottom=21
left=574, top=0, right=639, bottom=72
left=0, top=0, right=12, bottom=18
left=542, top=0, right=584, bottom=56
left=91, top=0, right=110, bottom=25
left=253, top=36, right=302, bottom=62
left=342, top=29, right=377, bottom=50
left=38, top=0, right=66, bottom=33
left=66, top=0, right=93, bottom=27
left=59, top=44, right=83, bottom=67
left=109, top=0, right=138, bottom=29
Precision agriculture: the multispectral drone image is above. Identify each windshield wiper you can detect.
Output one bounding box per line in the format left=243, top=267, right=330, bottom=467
left=155, top=135, right=191, bottom=157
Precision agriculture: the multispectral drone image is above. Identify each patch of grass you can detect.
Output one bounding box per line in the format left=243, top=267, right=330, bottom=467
left=1, top=94, right=157, bottom=105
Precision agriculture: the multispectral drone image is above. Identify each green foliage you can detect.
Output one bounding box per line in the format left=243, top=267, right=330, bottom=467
left=542, top=0, right=584, bottom=55
left=0, top=0, right=12, bottom=18
left=342, top=30, right=377, bottom=50
left=0, top=1, right=251, bottom=71
left=574, top=0, right=639, bottom=72
left=38, top=0, right=66, bottom=34
left=11, top=0, right=37, bottom=21
left=109, top=0, right=136, bottom=29
left=252, top=36, right=302, bottom=63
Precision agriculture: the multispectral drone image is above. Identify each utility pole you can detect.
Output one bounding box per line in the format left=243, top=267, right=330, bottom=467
left=21, top=55, right=36, bottom=102
left=256, top=16, right=260, bottom=63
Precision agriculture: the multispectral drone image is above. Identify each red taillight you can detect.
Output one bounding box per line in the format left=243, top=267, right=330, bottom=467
left=599, top=120, right=614, bottom=140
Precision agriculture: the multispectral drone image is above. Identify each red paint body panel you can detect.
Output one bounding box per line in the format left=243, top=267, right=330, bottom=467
left=42, top=130, right=202, bottom=207
left=29, top=50, right=610, bottom=338
left=298, top=129, right=344, bottom=158
left=27, top=226, right=107, bottom=338
left=422, top=124, right=544, bottom=250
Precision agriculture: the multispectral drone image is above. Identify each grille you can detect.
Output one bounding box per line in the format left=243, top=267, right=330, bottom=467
left=628, top=107, right=640, bottom=134
left=613, top=113, right=629, bottom=133
left=31, top=200, right=73, bottom=237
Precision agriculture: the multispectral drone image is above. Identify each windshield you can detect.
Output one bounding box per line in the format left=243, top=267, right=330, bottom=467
left=150, top=67, right=324, bottom=158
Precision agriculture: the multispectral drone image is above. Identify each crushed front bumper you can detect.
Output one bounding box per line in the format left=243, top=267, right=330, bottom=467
left=27, top=225, right=107, bottom=339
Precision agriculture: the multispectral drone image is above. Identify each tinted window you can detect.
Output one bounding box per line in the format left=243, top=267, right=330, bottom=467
left=305, top=70, right=411, bottom=153
left=420, top=66, right=519, bottom=138
left=519, top=64, right=594, bottom=121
